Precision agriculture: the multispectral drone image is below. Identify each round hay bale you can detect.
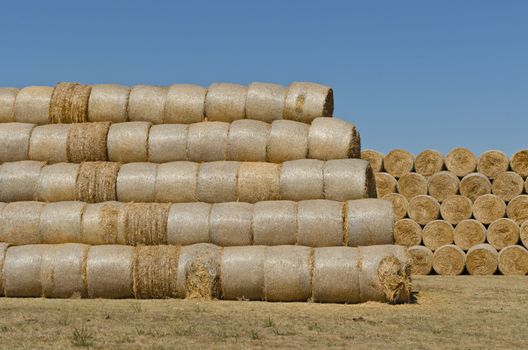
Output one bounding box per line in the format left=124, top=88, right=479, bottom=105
left=521, top=221, right=528, bottom=249
left=75, top=162, right=120, bottom=203
left=440, top=195, right=473, bottom=225
left=283, top=82, right=333, bottom=122
left=382, top=193, right=408, bottom=220
left=127, top=85, right=167, bottom=124
left=422, top=220, right=454, bottom=251
left=49, top=82, right=92, bottom=123
left=263, top=246, right=312, bottom=302
left=498, top=245, right=528, bottom=275
left=133, top=245, right=180, bottom=299
left=459, top=173, right=491, bottom=202
left=358, top=245, right=412, bottom=303
left=360, top=149, right=384, bottom=173
left=197, top=161, right=240, bottom=203
left=312, top=247, right=360, bottom=303
left=116, top=163, right=158, bottom=202
left=506, top=195, right=528, bottom=225
left=28, top=124, right=69, bottom=163
left=88, top=84, right=129, bottom=122
left=414, top=149, right=444, bottom=177
left=407, top=245, right=433, bottom=275
left=252, top=201, right=297, bottom=245
left=324, top=159, right=376, bottom=201
left=205, top=83, right=247, bottom=122
left=492, top=171, right=524, bottom=201
left=164, top=84, right=206, bottom=124
left=432, top=244, right=466, bottom=275
left=397, top=172, right=428, bottom=200
left=0, top=242, right=8, bottom=296
left=86, top=245, right=134, bottom=298
left=383, top=149, right=414, bottom=178
left=119, top=203, right=170, bottom=245
left=279, top=159, right=324, bottom=201
left=81, top=202, right=123, bottom=245
left=0, top=123, right=35, bottom=162
left=465, top=243, right=498, bottom=275
left=221, top=246, right=266, bottom=301
left=39, top=201, right=86, bottom=244
left=477, top=150, right=510, bottom=179
left=183, top=243, right=222, bottom=299
left=0, top=88, right=18, bottom=122
left=445, top=147, right=477, bottom=177
left=453, top=219, right=487, bottom=250
left=487, top=218, right=520, bottom=250
left=238, top=163, right=280, bottom=203
left=298, top=200, right=343, bottom=247
left=511, top=150, right=528, bottom=178
left=472, top=194, right=506, bottom=224
left=427, top=171, right=459, bottom=202
left=3, top=245, right=50, bottom=297
left=148, top=124, right=188, bottom=163
left=210, top=202, right=253, bottom=246
left=246, top=82, right=286, bottom=123
left=14, top=86, right=53, bottom=124
left=347, top=199, right=394, bottom=246
left=187, top=121, right=229, bottom=162
left=155, top=161, right=199, bottom=203
left=374, top=172, right=397, bottom=198
left=408, top=195, right=440, bottom=225
left=167, top=203, right=211, bottom=245
left=107, top=122, right=151, bottom=162
left=66, top=122, right=110, bottom=162
left=393, top=219, right=422, bottom=247
left=0, top=202, right=44, bottom=245
left=0, top=161, right=45, bottom=202
left=267, top=120, right=309, bottom=162
left=307, top=118, right=360, bottom=160
left=227, top=119, right=269, bottom=161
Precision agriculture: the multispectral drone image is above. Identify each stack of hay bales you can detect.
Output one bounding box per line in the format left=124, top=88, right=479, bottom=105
left=362, top=148, right=528, bottom=276
left=0, top=81, right=412, bottom=303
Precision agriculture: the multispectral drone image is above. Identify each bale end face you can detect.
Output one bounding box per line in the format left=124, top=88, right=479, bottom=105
left=377, top=255, right=412, bottom=304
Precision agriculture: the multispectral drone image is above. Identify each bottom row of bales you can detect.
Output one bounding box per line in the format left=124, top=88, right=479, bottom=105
left=0, top=243, right=411, bottom=304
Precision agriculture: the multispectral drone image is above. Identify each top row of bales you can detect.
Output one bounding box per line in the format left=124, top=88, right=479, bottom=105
left=0, top=82, right=333, bottom=125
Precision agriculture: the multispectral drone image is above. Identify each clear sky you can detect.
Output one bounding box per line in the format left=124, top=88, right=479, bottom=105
left=1, top=1, right=526, bottom=156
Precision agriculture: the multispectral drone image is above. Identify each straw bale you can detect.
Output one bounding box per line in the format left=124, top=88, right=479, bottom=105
left=407, top=245, right=433, bottom=275
left=393, top=219, right=422, bottom=247
left=280, top=159, right=324, bottom=201
left=107, top=122, right=151, bottom=162
left=408, top=195, right=440, bottom=225
left=197, top=161, right=240, bottom=203
left=346, top=199, right=394, bottom=246
left=0, top=161, right=45, bottom=202
left=263, top=246, right=312, bottom=302
left=67, top=122, right=110, bottom=162
left=133, top=245, right=180, bottom=299
left=506, top=195, right=528, bottom=225
left=246, top=82, right=286, bottom=123
left=210, top=202, right=253, bottom=246
left=521, top=221, right=528, bottom=249
left=75, top=162, right=120, bottom=203
left=167, top=203, right=211, bottom=245
left=116, top=163, right=158, bottom=202
left=414, top=149, right=444, bottom=176
left=148, top=124, right=188, bottom=163
left=0, top=242, right=8, bottom=296
left=459, top=173, right=491, bottom=202
left=187, top=121, right=229, bottom=162
left=120, top=203, right=170, bottom=245
left=487, top=218, right=519, bottom=250
left=374, top=172, right=397, bottom=198
left=324, top=159, right=376, bottom=201
left=127, top=85, right=167, bottom=124
left=383, top=149, right=414, bottom=178
left=155, top=161, right=198, bottom=203
left=49, top=82, right=91, bottom=123
left=88, top=84, right=129, bottom=122
left=440, top=195, right=473, bottom=225
left=422, top=220, right=454, bottom=251
left=498, top=245, right=528, bottom=275
left=238, top=163, right=281, bottom=203
left=510, top=150, right=528, bottom=177
left=465, top=243, right=498, bottom=275
left=477, top=150, right=510, bottom=179
left=3, top=245, right=49, bottom=297
left=432, top=244, right=466, bottom=275
left=183, top=244, right=222, bottom=299
left=0, top=123, right=34, bottom=162
left=453, top=219, right=486, bottom=250
left=492, top=171, right=524, bottom=201
left=308, top=118, right=360, bottom=160
left=39, top=201, right=86, bottom=244
left=397, top=172, right=428, bottom=199
left=382, top=193, right=408, bottom=220
left=267, top=120, right=309, bottom=162
left=205, top=83, right=247, bottom=122
left=427, top=171, right=459, bottom=202
left=298, top=200, right=343, bottom=247
left=252, top=201, right=297, bottom=245
left=69, top=83, right=92, bottom=123
left=28, top=124, right=69, bottom=163
left=283, top=82, right=333, bottom=122
left=0, top=88, right=18, bottom=122
left=445, top=147, right=477, bottom=177
left=221, top=246, right=266, bottom=300
left=360, top=149, right=384, bottom=173
left=164, top=84, right=206, bottom=123
left=81, top=202, right=123, bottom=245
left=14, top=86, right=53, bottom=124
left=227, top=119, right=269, bottom=161
left=86, top=245, right=134, bottom=298
left=0, top=202, right=44, bottom=245
left=472, top=194, right=506, bottom=224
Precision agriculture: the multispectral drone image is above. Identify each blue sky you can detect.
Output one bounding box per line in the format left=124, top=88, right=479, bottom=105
left=1, top=1, right=526, bottom=155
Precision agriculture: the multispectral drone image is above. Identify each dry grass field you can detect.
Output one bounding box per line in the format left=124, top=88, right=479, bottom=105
left=0, top=276, right=527, bottom=349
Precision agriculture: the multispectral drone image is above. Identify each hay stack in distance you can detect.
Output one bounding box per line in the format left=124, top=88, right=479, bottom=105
left=422, top=220, right=454, bottom=251
left=440, top=195, right=473, bottom=225
left=477, top=150, right=510, bottom=179
left=360, top=149, right=384, bottom=173
left=408, top=195, right=440, bottom=225
left=472, top=194, right=506, bottom=224
left=492, top=171, right=524, bottom=202
left=459, top=173, right=491, bottom=202
left=407, top=245, right=433, bottom=275
left=487, top=218, right=520, bottom=250
left=510, top=150, right=528, bottom=178
left=453, top=219, right=486, bottom=250
left=465, top=244, right=498, bottom=275
left=414, top=149, right=444, bottom=176
left=427, top=171, right=459, bottom=203
left=383, top=149, right=414, bottom=178
left=498, top=245, right=528, bottom=275
left=432, top=244, right=466, bottom=275
left=445, top=147, right=477, bottom=177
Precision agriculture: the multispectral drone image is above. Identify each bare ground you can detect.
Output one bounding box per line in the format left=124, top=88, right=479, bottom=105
left=0, top=276, right=527, bottom=349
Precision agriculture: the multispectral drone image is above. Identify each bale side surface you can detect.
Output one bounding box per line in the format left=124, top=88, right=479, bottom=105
left=238, top=163, right=281, bottom=203
left=308, top=118, right=360, bottom=160
left=14, top=86, right=53, bottom=124
left=382, top=193, right=408, bottom=220
left=521, top=221, right=528, bottom=249
left=252, top=201, right=297, bottom=245
left=167, top=203, right=211, bottom=245
left=197, top=161, right=240, bottom=203
left=445, top=147, right=477, bottom=177
left=221, top=246, right=265, bottom=300
left=86, top=245, right=134, bottom=298
left=28, top=124, right=69, bottom=163
left=107, top=122, right=151, bottom=162
left=204, top=83, right=247, bottom=122
left=453, top=219, right=487, bottom=251
left=324, top=159, right=376, bottom=201
left=397, top=172, right=428, bottom=199
left=127, top=85, right=167, bottom=124
left=506, top=195, right=528, bottom=225
left=3, top=245, right=48, bottom=297
left=440, top=195, right=473, bottom=225
left=75, top=162, right=120, bottom=203
left=422, top=220, right=454, bottom=251
left=41, top=244, right=88, bottom=298
left=407, top=245, right=433, bottom=275
left=67, top=122, right=110, bottom=162
left=210, top=202, right=253, bottom=246
left=187, top=122, right=229, bottom=162
left=346, top=199, right=394, bottom=246
left=183, top=244, right=222, bottom=299
left=497, top=245, right=528, bottom=275
left=267, top=120, right=309, bottom=163
left=0, top=202, right=44, bottom=245
left=0, top=88, right=18, bottom=122
left=298, top=200, right=343, bottom=247
left=465, top=243, right=498, bottom=276
left=164, top=84, right=206, bottom=124
left=487, top=218, right=520, bottom=250
left=477, top=150, right=510, bottom=179
left=116, top=163, right=157, bottom=202
left=133, top=245, right=180, bottom=298
left=155, top=162, right=198, bottom=203
left=280, top=159, right=324, bottom=201
left=0, top=242, right=9, bottom=296
left=39, top=201, right=85, bottom=244
left=0, top=123, right=35, bottom=162
left=393, top=219, right=422, bottom=247
left=87, top=84, right=129, bottom=122
left=432, top=244, right=466, bottom=275
left=459, top=173, right=492, bottom=202
left=121, top=203, right=170, bottom=245
left=472, top=194, right=506, bottom=224
left=245, top=82, right=286, bottom=123
left=81, top=202, right=123, bottom=245
left=374, top=172, right=397, bottom=198
left=383, top=149, right=414, bottom=178
left=360, top=149, right=384, bottom=173
left=414, top=149, right=444, bottom=177
left=0, top=161, right=45, bottom=202
left=511, top=150, right=528, bottom=178
left=408, top=195, right=440, bottom=225
left=148, top=124, right=188, bottom=163
left=283, top=82, right=333, bottom=123
left=427, top=171, right=460, bottom=202
left=227, top=119, right=269, bottom=161
left=492, top=171, right=524, bottom=201
left=37, top=163, right=79, bottom=202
